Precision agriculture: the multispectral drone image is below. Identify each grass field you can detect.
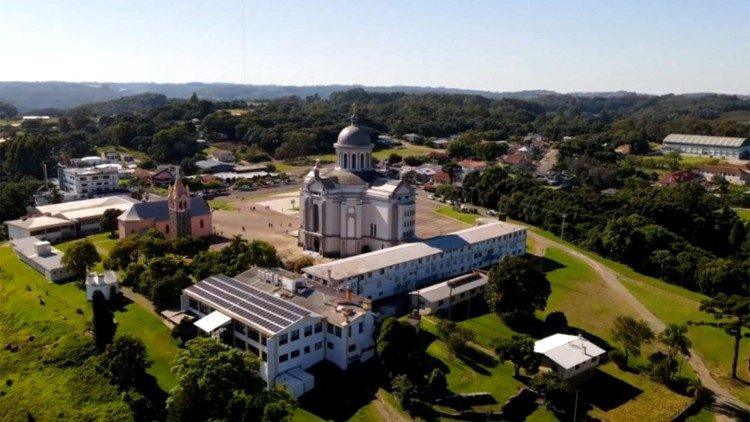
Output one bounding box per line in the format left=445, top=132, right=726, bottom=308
left=207, top=199, right=237, bottom=210
left=0, top=237, right=179, bottom=420
left=515, top=222, right=750, bottom=405
left=435, top=206, right=480, bottom=224
left=718, top=109, right=750, bottom=124
left=733, top=208, right=750, bottom=223
left=95, top=145, right=150, bottom=162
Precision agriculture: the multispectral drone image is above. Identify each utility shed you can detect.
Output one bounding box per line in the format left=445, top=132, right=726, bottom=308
left=534, top=334, right=606, bottom=380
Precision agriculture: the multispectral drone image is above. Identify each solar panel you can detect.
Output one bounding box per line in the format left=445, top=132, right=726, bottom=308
left=186, top=275, right=313, bottom=334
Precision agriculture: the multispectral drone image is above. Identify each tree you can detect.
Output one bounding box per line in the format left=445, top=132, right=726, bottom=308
left=425, top=368, right=447, bottom=399
left=100, top=208, right=124, bottom=237
left=167, top=338, right=293, bottom=421
left=376, top=317, right=421, bottom=379
left=108, top=237, right=139, bottom=270
left=91, top=290, right=116, bottom=351
left=61, top=238, right=101, bottom=278
left=699, top=294, right=749, bottom=379
left=545, top=311, right=568, bottom=333
left=98, top=335, right=151, bottom=389
left=387, top=153, right=402, bottom=165
left=611, top=316, right=655, bottom=364
left=658, top=324, right=691, bottom=373
left=485, top=256, right=551, bottom=321
left=441, top=162, right=461, bottom=185
left=391, top=374, right=418, bottom=411
left=494, top=335, right=540, bottom=376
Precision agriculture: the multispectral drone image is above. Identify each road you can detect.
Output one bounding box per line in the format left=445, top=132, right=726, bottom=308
left=526, top=230, right=749, bottom=420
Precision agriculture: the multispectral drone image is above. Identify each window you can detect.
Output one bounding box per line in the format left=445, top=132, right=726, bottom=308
left=279, top=333, right=288, bottom=345
left=358, top=322, right=363, bottom=334
left=327, top=324, right=333, bottom=334
left=279, top=354, right=288, bottom=363
left=291, top=349, right=300, bottom=358
left=291, top=329, right=300, bottom=341
left=304, top=346, right=310, bottom=354
left=200, top=219, right=204, bottom=228
left=314, top=322, right=323, bottom=333
left=348, top=344, right=356, bottom=352
left=304, top=325, right=313, bottom=337
left=327, top=341, right=334, bottom=350
left=165, top=224, right=170, bottom=234
left=334, top=326, right=342, bottom=338
left=315, top=341, right=323, bottom=350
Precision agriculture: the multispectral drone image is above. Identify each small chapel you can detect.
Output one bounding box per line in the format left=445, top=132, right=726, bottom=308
left=118, top=178, right=212, bottom=239
left=298, top=109, right=416, bottom=257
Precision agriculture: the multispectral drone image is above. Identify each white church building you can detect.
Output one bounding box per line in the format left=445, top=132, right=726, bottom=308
left=298, top=112, right=416, bottom=257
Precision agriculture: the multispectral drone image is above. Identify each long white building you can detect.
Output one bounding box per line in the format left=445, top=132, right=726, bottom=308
left=662, top=134, right=750, bottom=159
left=58, top=165, right=120, bottom=195
left=302, top=221, right=527, bottom=301
left=181, top=268, right=375, bottom=398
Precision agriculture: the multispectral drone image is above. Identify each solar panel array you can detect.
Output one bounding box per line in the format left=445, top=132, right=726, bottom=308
left=185, top=274, right=310, bottom=334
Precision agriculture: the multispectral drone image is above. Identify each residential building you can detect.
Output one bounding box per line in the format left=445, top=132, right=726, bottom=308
left=696, top=164, right=750, bottom=185
left=298, top=112, right=416, bottom=257
left=658, top=170, right=702, bottom=187
left=458, top=159, right=488, bottom=173
left=5, top=195, right=139, bottom=241
left=196, top=159, right=236, bottom=173
left=410, top=271, right=487, bottom=315
left=85, top=271, right=120, bottom=300
left=58, top=166, right=120, bottom=195
left=181, top=268, right=375, bottom=398
left=10, top=237, right=74, bottom=282
left=212, top=149, right=235, bottom=163
left=302, top=221, right=527, bottom=301
left=534, top=334, right=606, bottom=380
left=118, top=179, right=212, bottom=239
left=432, top=138, right=451, bottom=149
left=662, top=134, right=750, bottom=159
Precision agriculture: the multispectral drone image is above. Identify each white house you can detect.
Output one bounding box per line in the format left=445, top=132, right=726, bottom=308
left=534, top=334, right=606, bottom=380
left=9, top=237, right=74, bottom=282
left=85, top=271, right=120, bottom=300
left=302, top=221, right=526, bottom=301
left=58, top=165, right=120, bottom=195
left=181, top=268, right=375, bottom=399
left=410, top=271, right=488, bottom=315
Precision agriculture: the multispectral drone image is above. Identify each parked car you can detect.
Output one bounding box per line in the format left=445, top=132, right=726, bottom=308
left=486, top=209, right=498, bottom=216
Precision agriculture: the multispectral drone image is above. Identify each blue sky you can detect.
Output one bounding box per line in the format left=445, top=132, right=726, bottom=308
left=1, top=0, right=748, bottom=94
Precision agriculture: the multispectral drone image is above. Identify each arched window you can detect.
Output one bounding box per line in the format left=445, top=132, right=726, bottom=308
left=360, top=153, right=365, bottom=169
left=343, top=153, right=348, bottom=169
left=351, top=153, right=357, bottom=170
left=312, top=204, right=320, bottom=232
left=200, top=219, right=204, bottom=229
left=165, top=224, right=170, bottom=234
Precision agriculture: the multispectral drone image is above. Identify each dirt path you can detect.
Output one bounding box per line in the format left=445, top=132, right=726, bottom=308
left=120, top=286, right=160, bottom=319
left=372, top=390, right=409, bottom=422
left=527, top=231, right=749, bottom=419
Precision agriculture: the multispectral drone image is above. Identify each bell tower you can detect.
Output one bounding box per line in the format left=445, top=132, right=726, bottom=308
left=168, top=176, right=192, bottom=239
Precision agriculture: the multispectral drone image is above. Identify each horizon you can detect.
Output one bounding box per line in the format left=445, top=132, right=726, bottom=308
left=1, top=1, right=749, bottom=95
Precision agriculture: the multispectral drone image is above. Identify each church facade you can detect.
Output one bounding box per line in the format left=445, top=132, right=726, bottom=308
left=118, top=178, right=212, bottom=239
left=298, top=114, right=416, bottom=257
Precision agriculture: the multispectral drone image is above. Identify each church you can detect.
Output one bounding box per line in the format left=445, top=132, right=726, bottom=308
left=298, top=112, right=416, bottom=257
left=118, top=178, right=212, bottom=239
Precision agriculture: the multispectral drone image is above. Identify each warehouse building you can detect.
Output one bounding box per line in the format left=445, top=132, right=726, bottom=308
left=302, top=221, right=526, bottom=301
left=10, top=237, right=74, bottom=282
left=181, top=268, right=375, bottom=398
left=410, top=271, right=488, bottom=315
left=662, top=134, right=750, bottom=159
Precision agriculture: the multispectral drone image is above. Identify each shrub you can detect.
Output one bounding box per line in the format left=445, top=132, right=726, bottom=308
left=609, top=349, right=627, bottom=368
left=545, top=311, right=568, bottom=333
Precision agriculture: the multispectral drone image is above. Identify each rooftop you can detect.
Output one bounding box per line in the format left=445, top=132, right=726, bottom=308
left=663, top=134, right=749, bottom=148
left=534, top=334, right=606, bottom=370
left=31, top=195, right=138, bottom=217
left=410, top=271, right=488, bottom=303
left=10, top=236, right=67, bottom=271
left=184, top=274, right=314, bottom=335
left=5, top=215, right=73, bottom=230
left=235, top=268, right=372, bottom=327
left=118, top=197, right=210, bottom=221
left=303, top=221, right=525, bottom=281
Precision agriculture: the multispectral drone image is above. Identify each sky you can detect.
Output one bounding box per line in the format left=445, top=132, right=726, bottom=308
left=1, top=0, right=749, bottom=94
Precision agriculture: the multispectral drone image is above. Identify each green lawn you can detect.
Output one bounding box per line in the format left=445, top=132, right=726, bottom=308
left=207, top=199, right=237, bottom=211
left=514, top=221, right=750, bottom=404
left=435, top=206, right=479, bottom=224
left=733, top=208, right=750, bottom=223
left=57, top=233, right=119, bottom=273
left=0, top=235, right=180, bottom=413
left=95, top=145, right=150, bottom=162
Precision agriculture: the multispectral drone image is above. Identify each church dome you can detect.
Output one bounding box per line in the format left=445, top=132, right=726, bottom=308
left=336, top=124, right=372, bottom=147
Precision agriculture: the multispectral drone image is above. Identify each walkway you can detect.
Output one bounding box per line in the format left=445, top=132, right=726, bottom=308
left=526, top=231, right=749, bottom=420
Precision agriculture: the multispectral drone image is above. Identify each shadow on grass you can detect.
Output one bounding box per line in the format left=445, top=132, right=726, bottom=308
left=526, top=253, right=567, bottom=274
left=206, top=234, right=231, bottom=246
left=108, top=293, right=134, bottom=313
left=578, top=369, right=643, bottom=411
left=455, top=345, right=497, bottom=376
left=131, top=372, right=168, bottom=420
left=709, top=400, right=750, bottom=421
left=298, top=361, right=381, bottom=422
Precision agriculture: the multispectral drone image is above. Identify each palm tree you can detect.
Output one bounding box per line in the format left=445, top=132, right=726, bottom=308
left=659, top=324, right=691, bottom=374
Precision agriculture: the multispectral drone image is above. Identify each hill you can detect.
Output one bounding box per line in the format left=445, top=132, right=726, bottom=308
left=0, top=81, right=644, bottom=112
